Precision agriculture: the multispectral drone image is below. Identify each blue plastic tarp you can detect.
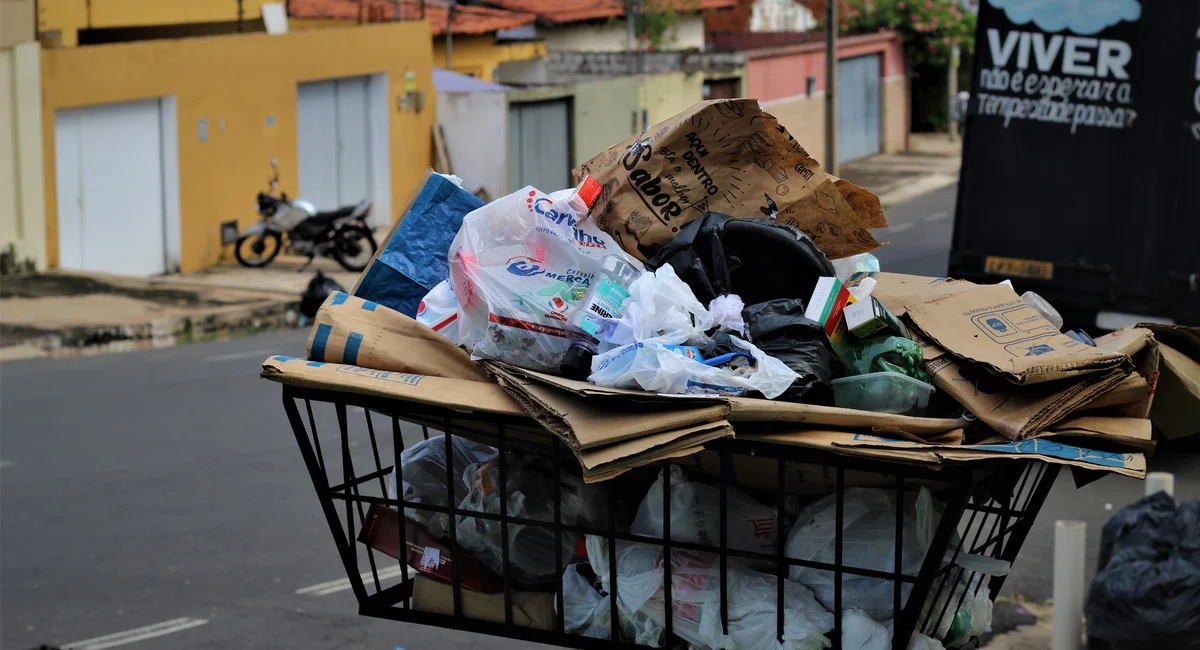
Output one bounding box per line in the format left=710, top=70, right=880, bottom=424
left=354, top=174, right=485, bottom=317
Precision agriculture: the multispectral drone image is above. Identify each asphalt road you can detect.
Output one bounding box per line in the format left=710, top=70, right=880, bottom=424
left=2, top=184, right=1196, bottom=650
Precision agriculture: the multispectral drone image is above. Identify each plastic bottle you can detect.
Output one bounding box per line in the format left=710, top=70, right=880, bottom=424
left=1021, top=291, right=1064, bottom=330
left=559, top=255, right=641, bottom=379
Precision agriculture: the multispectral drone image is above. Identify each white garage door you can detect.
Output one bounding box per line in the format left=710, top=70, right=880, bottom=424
left=55, top=98, right=177, bottom=276
left=297, top=75, right=389, bottom=217
left=508, top=99, right=571, bottom=192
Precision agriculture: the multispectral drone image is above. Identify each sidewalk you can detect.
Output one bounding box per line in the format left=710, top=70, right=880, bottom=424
left=0, top=258, right=357, bottom=361
left=839, top=133, right=962, bottom=207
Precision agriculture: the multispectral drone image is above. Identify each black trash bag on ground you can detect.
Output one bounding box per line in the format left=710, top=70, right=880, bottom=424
left=1085, top=492, right=1200, bottom=649
left=645, top=212, right=835, bottom=306
left=741, top=299, right=836, bottom=404
left=300, top=270, right=347, bottom=320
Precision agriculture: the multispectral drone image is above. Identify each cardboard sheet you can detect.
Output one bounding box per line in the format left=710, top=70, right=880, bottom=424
left=260, top=355, right=524, bottom=416
left=870, top=273, right=980, bottom=317
left=573, top=99, right=884, bottom=261
left=306, top=291, right=489, bottom=383
left=1042, top=415, right=1156, bottom=455
left=1148, top=343, right=1200, bottom=439
left=745, top=430, right=1146, bottom=478
left=411, top=575, right=555, bottom=630
left=725, top=396, right=970, bottom=436
left=486, top=361, right=729, bottom=450
left=904, top=284, right=1129, bottom=384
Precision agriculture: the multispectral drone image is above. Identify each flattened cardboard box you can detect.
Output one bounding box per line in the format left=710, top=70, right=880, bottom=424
left=745, top=430, right=1147, bottom=478
left=260, top=356, right=524, bottom=416
left=411, top=575, right=555, bottom=630
left=574, top=99, right=885, bottom=261
left=306, top=291, right=489, bottom=383
left=904, top=284, right=1129, bottom=385
left=1041, top=416, right=1155, bottom=455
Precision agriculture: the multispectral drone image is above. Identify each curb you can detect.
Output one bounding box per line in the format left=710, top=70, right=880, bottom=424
left=0, top=298, right=301, bottom=361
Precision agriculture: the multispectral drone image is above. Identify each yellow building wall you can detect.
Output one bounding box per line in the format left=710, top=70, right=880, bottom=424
left=433, top=37, right=546, bottom=82
left=41, top=21, right=435, bottom=272
left=38, top=0, right=274, bottom=44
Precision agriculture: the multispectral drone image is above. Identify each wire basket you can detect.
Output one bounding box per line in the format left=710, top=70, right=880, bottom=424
left=281, top=383, right=1060, bottom=650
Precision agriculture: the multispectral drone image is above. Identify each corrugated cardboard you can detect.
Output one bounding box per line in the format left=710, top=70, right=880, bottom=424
left=485, top=361, right=729, bottom=450
left=1085, top=327, right=1158, bottom=418
left=1041, top=416, right=1155, bottom=455
left=923, top=352, right=1126, bottom=440
left=725, top=396, right=970, bottom=436
left=307, top=291, right=489, bottom=383
left=1148, top=343, right=1200, bottom=439
left=411, top=575, right=555, bottom=630
left=260, top=356, right=524, bottom=416
left=904, top=284, right=1129, bottom=384
left=870, top=273, right=980, bottom=317
left=579, top=422, right=734, bottom=482
left=572, top=99, right=884, bottom=261
left=686, top=448, right=953, bottom=496
left=745, top=430, right=1146, bottom=478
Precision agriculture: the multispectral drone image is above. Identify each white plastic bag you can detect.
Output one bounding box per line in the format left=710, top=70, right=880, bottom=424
left=621, top=264, right=715, bottom=344
left=449, top=181, right=640, bottom=372
left=589, top=336, right=798, bottom=399
left=709, top=294, right=746, bottom=335
left=786, top=487, right=939, bottom=620
left=632, top=465, right=778, bottom=556
left=416, top=280, right=461, bottom=343
left=561, top=563, right=612, bottom=639
left=841, top=609, right=890, bottom=650
left=455, top=456, right=607, bottom=584
left=584, top=535, right=834, bottom=650
left=386, top=435, right=497, bottom=538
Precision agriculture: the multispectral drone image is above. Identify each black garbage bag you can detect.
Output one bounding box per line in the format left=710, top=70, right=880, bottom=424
left=300, top=270, right=347, bottom=320
left=741, top=299, right=836, bottom=404
left=1085, top=492, right=1200, bottom=649
left=645, top=212, right=835, bottom=306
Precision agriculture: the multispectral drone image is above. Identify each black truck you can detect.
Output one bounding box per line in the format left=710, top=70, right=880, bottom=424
left=950, top=0, right=1200, bottom=329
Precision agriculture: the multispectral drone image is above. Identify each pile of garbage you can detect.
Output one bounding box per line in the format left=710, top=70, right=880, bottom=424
left=265, top=98, right=1197, bottom=650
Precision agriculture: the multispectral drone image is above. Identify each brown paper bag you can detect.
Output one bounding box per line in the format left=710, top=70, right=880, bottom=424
left=573, top=99, right=885, bottom=261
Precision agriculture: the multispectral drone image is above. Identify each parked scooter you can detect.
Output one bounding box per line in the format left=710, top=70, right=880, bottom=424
left=234, top=160, right=378, bottom=272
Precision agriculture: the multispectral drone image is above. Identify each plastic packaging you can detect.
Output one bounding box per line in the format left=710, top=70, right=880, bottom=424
left=584, top=536, right=835, bottom=650
left=355, top=173, right=485, bottom=317
left=708, top=294, right=746, bottom=334
left=831, top=253, right=881, bottom=283
left=416, top=280, right=461, bottom=343
left=622, top=264, right=715, bottom=345
left=831, top=372, right=935, bottom=414
left=742, top=299, right=836, bottom=404
left=386, top=435, right=498, bottom=539
left=1020, top=291, right=1064, bottom=330
left=841, top=608, right=891, bottom=650
left=560, top=255, right=642, bottom=379
left=839, top=336, right=929, bottom=381
left=588, top=335, right=799, bottom=399
left=560, top=563, right=612, bottom=639
left=787, top=487, right=939, bottom=621
left=454, top=456, right=607, bottom=584
left=449, top=178, right=639, bottom=372
left=631, top=465, right=779, bottom=556
left=1085, top=492, right=1200, bottom=649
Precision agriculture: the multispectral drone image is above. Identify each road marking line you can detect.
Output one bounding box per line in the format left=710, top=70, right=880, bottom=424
left=203, top=348, right=276, bottom=363
left=297, top=564, right=408, bottom=596
left=62, top=617, right=209, bottom=650
left=889, top=222, right=915, bottom=233
left=0, top=460, right=13, bottom=469
left=923, top=210, right=950, bottom=222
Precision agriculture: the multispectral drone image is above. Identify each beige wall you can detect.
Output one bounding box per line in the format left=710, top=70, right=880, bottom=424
left=541, top=14, right=705, bottom=53
left=508, top=70, right=707, bottom=172
left=0, top=41, right=46, bottom=268
left=2, top=0, right=36, bottom=48
left=882, top=76, right=907, bottom=154
left=762, top=94, right=827, bottom=163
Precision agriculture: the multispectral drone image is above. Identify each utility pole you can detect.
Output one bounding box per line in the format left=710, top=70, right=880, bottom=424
left=824, top=0, right=838, bottom=174
left=445, top=1, right=455, bottom=70
left=625, top=0, right=636, bottom=75
left=948, top=44, right=960, bottom=140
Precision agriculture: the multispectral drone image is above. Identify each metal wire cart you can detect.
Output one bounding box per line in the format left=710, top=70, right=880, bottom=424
left=282, top=383, right=1060, bottom=650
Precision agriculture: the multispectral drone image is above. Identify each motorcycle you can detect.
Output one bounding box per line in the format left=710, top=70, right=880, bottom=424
left=234, top=160, right=378, bottom=272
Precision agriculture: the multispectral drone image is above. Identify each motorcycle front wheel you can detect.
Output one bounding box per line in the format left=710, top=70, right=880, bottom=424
left=234, top=230, right=283, bottom=268
left=332, top=226, right=378, bottom=272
